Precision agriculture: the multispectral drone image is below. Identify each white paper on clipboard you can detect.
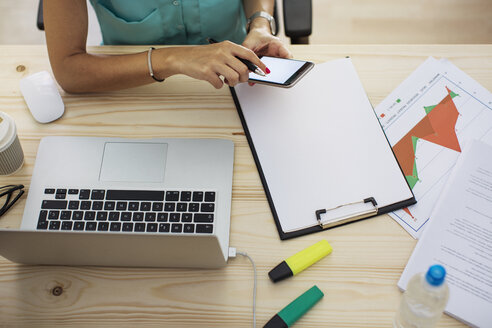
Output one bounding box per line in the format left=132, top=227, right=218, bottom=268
left=233, top=58, right=415, bottom=237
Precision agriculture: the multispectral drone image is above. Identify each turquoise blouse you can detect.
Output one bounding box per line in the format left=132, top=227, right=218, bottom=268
left=89, top=0, right=247, bottom=45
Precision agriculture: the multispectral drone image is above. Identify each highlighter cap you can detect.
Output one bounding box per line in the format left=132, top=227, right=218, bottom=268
left=263, top=314, right=288, bottom=328
left=268, top=261, right=293, bottom=282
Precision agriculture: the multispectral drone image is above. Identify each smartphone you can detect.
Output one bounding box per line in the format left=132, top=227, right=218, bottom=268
left=248, top=56, right=314, bottom=88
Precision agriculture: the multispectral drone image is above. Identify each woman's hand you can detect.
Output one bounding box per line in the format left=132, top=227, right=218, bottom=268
left=159, top=41, right=267, bottom=89
left=242, top=26, right=292, bottom=59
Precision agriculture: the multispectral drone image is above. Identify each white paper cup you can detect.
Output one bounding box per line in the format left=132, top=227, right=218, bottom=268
left=0, top=112, right=24, bottom=175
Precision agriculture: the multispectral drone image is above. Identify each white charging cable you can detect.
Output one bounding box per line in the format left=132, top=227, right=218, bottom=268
left=229, top=247, right=257, bottom=328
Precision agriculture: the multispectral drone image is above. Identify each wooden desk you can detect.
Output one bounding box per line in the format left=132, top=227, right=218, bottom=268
left=1, top=45, right=490, bottom=327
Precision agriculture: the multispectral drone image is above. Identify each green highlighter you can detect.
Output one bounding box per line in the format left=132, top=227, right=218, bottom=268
left=264, top=285, right=324, bottom=328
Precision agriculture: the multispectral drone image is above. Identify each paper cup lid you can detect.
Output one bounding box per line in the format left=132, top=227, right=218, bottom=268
left=0, top=112, right=17, bottom=152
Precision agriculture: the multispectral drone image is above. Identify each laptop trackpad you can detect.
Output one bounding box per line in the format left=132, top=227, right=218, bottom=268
left=99, top=142, right=168, bottom=182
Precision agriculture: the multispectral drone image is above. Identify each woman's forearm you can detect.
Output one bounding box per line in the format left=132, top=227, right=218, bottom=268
left=242, top=0, right=275, bottom=32
left=241, top=0, right=291, bottom=58
left=49, top=49, right=181, bottom=93
left=243, top=0, right=275, bottom=17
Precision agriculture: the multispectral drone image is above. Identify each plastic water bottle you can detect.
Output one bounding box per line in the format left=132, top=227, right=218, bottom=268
left=394, top=265, right=449, bottom=328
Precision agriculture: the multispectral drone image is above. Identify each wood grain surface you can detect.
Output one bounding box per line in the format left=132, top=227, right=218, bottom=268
left=1, top=45, right=491, bottom=327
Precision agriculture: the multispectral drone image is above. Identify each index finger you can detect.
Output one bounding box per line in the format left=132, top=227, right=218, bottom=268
left=232, top=45, right=267, bottom=74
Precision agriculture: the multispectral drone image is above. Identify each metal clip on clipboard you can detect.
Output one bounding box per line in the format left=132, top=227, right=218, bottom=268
left=315, top=197, right=378, bottom=229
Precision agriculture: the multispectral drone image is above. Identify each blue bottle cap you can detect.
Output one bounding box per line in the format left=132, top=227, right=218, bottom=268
left=426, top=265, right=446, bottom=286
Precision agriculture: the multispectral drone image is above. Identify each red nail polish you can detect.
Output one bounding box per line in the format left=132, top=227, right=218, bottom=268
left=265, top=67, right=271, bottom=74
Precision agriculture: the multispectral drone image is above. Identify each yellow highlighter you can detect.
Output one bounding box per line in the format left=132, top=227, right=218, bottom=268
left=268, top=240, right=333, bottom=282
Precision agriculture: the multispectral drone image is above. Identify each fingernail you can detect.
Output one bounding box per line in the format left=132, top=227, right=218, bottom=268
left=265, top=67, right=271, bottom=74
left=248, top=82, right=255, bottom=86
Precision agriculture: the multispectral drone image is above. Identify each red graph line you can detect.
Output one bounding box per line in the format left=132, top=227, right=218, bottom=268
left=393, top=87, right=461, bottom=183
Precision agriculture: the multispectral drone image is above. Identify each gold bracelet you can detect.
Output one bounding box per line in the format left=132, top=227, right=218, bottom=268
left=147, top=47, right=164, bottom=82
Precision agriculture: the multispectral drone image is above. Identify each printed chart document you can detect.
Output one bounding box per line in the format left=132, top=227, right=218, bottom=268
left=398, top=140, right=492, bottom=327
left=232, top=58, right=415, bottom=239
left=375, top=57, right=492, bottom=238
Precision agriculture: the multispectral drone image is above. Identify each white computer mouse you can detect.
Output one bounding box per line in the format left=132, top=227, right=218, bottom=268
left=19, top=71, right=65, bottom=123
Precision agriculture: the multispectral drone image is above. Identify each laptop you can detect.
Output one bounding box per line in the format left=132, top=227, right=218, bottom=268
left=0, top=136, right=234, bottom=268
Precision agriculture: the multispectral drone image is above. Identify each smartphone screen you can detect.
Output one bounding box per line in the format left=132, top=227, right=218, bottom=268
left=248, top=56, right=314, bottom=87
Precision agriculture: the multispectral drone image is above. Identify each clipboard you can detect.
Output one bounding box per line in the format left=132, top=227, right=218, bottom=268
left=230, top=58, right=416, bottom=240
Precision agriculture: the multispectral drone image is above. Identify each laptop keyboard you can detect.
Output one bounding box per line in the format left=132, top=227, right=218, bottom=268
left=36, top=189, right=216, bottom=234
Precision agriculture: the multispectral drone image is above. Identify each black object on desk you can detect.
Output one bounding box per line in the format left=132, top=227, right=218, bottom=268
left=0, top=184, right=25, bottom=217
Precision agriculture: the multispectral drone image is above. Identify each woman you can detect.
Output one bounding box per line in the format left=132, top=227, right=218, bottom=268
left=44, top=0, right=291, bottom=93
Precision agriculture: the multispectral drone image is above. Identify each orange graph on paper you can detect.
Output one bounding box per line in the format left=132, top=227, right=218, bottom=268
left=392, top=87, right=461, bottom=216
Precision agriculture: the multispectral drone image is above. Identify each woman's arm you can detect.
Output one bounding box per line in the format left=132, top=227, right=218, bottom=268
left=44, top=0, right=267, bottom=93
left=242, top=0, right=292, bottom=58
